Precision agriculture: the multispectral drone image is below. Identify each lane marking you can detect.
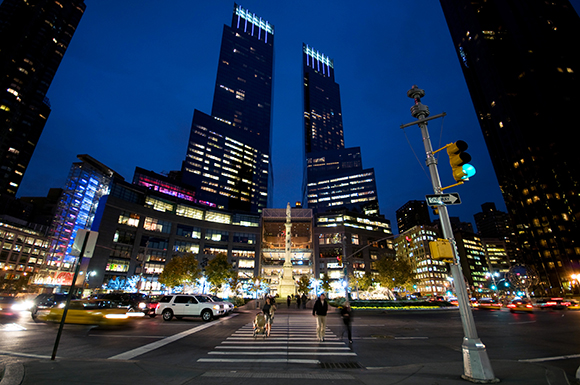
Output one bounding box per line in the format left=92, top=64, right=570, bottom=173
left=519, top=353, right=580, bottom=363
left=108, top=314, right=237, bottom=360
left=0, top=350, right=51, bottom=359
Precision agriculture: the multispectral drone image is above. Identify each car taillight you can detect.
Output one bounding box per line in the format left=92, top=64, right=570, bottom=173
left=526, top=304, right=532, bottom=308
left=507, top=304, right=515, bottom=308
left=155, top=303, right=160, bottom=310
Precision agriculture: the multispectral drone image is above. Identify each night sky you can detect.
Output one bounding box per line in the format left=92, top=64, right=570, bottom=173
left=16, top=1, right=580, bottom=233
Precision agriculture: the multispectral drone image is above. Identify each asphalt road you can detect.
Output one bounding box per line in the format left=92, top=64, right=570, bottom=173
left=1, top=305, right=579, bottom=382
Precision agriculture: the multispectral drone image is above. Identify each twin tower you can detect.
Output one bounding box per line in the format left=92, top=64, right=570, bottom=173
left=181, top=4, right=380, bottom=216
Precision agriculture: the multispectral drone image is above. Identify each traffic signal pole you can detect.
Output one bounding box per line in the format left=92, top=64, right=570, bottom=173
left=403, top=85, right=497, bottom=383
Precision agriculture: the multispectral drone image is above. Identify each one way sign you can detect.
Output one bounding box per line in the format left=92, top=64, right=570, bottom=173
left=425, top=193, right=461, bottom=206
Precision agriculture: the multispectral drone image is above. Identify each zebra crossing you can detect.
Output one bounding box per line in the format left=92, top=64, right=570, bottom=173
left=197, top=313, right=357, bottom=364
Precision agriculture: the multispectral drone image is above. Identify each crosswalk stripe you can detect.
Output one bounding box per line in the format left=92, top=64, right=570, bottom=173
left=216, top=346, right=352, bottom=350
left=196, top=314, right=357, bottom=364
left=208, top=351, right=357, bottom=356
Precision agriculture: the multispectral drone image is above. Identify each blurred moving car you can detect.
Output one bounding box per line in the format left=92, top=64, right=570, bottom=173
left=36, top=299, right=131, bottom=326
left=474, top=298, right=502, bottom=310
left=0, top=294, right=18, bottom=318
left=567, top=300, right=580, bottom=310
left=536, top=297, right=569, bottom=310
left=507, top=299, right=534, bottom=313
left=95, top=293, right=148, bottom=317
left=30, top=293, right=77, bottom=319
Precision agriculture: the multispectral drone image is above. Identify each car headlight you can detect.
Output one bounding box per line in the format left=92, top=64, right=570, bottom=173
left=104, top=313, right=129, bottom=319
left=138, top=302, right=146, bottom=309
left=213, top=305, right=220, bottom=310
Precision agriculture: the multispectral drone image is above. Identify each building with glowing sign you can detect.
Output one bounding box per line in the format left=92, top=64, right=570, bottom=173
left=302, top=44, right=380, bottom=216
left=181, top=3, right=274, bottom=214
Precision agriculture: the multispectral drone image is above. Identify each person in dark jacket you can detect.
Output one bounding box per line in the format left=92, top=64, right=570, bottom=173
left=340, top=301, right=353, bottom=343
left=312, top=293, right=328, bottom=341
left=262, top=297, right=274, bottom=337
left=301, top=293, right=307, bottom=309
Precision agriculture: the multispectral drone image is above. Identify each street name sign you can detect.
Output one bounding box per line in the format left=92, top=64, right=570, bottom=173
left=425, top=193, right=461, bottom=206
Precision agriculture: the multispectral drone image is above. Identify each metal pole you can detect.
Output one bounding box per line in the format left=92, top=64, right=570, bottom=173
left=342, top=236, right=349, bottom=300
left=51, top=232, right=90, bottom=361
left=404, top=86, right=497, bottom=383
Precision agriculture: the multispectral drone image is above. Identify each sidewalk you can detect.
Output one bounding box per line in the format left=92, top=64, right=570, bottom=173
left=0, top=303, right=574, bottom=385
left=0, top=356, right=572, bottom=385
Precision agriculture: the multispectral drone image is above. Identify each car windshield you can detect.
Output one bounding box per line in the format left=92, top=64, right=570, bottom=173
left=196, top=295, right=212, bottom=303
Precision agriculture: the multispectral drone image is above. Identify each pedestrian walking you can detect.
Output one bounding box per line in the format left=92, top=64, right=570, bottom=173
left=287, top=295, right=291, bottom=308
left=340, top=301, right=353, bottom=343
left=262, top=297, right=274, bottom=337
left=301, top=293, right=307, bottom=309
left=312, top=293, right=328, bottom=341
left=296, top=295, right=301, bottom=309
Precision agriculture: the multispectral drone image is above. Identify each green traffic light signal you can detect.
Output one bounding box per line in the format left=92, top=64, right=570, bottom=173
left=447, top=140, right=476, bottom=182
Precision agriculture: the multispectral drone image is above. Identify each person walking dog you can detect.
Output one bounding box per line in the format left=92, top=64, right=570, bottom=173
left=312, top=293, right=328, bottom=341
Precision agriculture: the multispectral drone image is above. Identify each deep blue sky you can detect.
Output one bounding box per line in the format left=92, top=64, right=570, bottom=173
left=17, top=1, right=580, bottom=233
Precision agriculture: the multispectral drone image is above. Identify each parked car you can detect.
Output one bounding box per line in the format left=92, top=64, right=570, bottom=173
left=155, top=294, right=226, bottom=322
left=95, top=293, right=149, bottom=316
left=206, top=294, right=234, bottom=314
left=36, top=299, right=131, bottom=327
left=30, top=293, right=77, bottom=319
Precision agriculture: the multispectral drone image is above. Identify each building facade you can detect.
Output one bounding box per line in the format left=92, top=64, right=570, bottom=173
left=395, top=225, right=450, bottom=297
left=181, top=4, right=274, bottom=214
left=0, top=221, right=50, bottom=291
left=314, top=210, right=395, bottom=297
left=83, top=176, right=261, bottom=293
left=32, top=155, right=120, bottom=288
left=0, top=0, right=85, bottom=198
left=440, top=0, right=580, bottom=294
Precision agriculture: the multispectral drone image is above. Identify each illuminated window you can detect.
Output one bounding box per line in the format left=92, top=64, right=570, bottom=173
left=144, top=217, right=171, bottom=233
left=118, top=211, right=140, bottom=227
left=206, top=211, right=231, bottom=224
left=176, top=205, right=204, bottom=220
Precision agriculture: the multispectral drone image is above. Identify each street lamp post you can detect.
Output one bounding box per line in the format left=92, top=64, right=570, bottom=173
left=402, top=86, right=497, bottom=383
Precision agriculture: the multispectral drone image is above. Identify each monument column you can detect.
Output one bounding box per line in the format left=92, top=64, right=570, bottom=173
left=278, top=203, right=296, bottom=297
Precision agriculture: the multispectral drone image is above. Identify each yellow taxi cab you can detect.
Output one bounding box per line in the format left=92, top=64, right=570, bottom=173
left=566, top=300, right=580, bottom=310
left=507, top=299, right=534, bottom=313
left=37, top=299, right=131, bottom=326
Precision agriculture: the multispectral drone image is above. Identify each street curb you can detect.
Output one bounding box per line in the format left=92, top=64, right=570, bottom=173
left=0, top=362, right=24, bottom=385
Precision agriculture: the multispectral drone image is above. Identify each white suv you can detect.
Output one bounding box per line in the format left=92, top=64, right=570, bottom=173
left=155, top=294, right=226, bottom=321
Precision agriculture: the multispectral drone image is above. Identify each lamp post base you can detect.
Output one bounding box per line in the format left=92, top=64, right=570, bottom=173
left=461, top=337, right=499, bottom=383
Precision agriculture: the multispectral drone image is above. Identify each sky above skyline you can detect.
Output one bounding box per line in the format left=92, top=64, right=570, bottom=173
left=16, top=1, right=580, bottom=233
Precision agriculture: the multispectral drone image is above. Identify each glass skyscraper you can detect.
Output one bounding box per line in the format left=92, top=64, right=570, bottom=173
left=182, top=4, right=274, bottom=214
left=0, top=0, right=85, bottom=198
left=302, top=44, right=379, bottom=216
left=440, top=0, right=580, bottom=294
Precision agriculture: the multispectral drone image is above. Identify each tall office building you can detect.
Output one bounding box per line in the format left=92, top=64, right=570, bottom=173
left=181, top=4, right=274, bottom=214
left=0, top=0, right=85, bottom=198
left=302, top=44, right=379, bottom=215
left=440, top=0, right=580, bottom=294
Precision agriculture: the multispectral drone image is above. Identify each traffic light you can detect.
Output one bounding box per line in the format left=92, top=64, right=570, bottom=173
left=446, top=140, right=476, bottom=182
left=429, top=239, right=454, bottom=263
left=336, top=255, right=343, bottom=267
